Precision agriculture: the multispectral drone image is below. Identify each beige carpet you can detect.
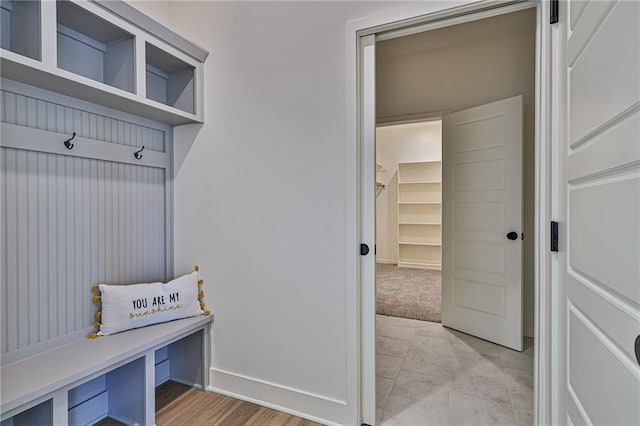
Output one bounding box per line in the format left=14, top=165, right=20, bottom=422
left=376, top=263, right=441, bottom=322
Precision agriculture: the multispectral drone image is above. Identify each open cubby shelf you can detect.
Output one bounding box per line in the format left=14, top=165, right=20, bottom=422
left=0, top=400, right=51, bottom=426
left=56, top=0, right=135, bottom=93
left=146, top=42, right=195, bottom=114
left=64, top=330, right=203, bottom=426
left=0, top=0, right=207, bottom=124
left=68, top=358, right=145, bottom=426
left=0, top=0, right=41, bottom=60
left=397, top=161, right=442, bottom=270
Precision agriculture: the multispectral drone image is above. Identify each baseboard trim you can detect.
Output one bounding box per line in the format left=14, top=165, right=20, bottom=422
left=208, top=367, right=347, bottom=426
left=397, top=262, right=441, bottom=270
left=375, top=259, right=397, bottom=265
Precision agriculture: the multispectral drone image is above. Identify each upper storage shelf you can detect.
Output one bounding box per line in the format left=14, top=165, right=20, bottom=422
left=146, top=42, right=195, bottom=114
left=0, top=0, right=208, bottom=125
left=57, top=0, right=135, bottom=93
left=1, top=0, right=41, bottom=61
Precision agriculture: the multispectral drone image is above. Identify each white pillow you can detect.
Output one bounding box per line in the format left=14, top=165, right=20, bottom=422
left=97, top=271, right=204, bottom=336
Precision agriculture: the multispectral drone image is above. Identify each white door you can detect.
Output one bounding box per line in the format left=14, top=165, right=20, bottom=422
left=442, top=96, right=523, bottom=351
left=558, top=1, right=640, bottom=424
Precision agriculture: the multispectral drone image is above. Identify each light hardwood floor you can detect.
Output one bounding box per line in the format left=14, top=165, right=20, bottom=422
left=155, top=381, right=322, bottom=425
left=95, top=381, right=321, bottom=426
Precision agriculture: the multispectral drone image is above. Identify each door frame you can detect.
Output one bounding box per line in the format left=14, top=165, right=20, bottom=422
left=346, top=0, right=559, bottom=424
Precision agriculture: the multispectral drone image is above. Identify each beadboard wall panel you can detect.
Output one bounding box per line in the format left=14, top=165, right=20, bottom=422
left=0, top=89, right=166, bottom=152
left=0, top=82, right=173, bottom=363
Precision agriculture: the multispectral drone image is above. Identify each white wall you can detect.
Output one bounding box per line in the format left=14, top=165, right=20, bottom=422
left=126, top=1, right=171, bottom=26
left=376, top=8, right=536, bottom=337
left=122, top=1, right=510, bottom=424
left=376, top=121, right=442, bottom=263
left=158, top=2, right=443, bottom=424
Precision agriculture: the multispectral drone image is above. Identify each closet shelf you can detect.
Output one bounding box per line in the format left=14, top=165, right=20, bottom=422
left=399, top=180, right=441, bottom=185
left=399, top=241, right=442, bottom=246
left=398, top=202, right=441, bottom=205
left=399, top=222, right=442, bottom=226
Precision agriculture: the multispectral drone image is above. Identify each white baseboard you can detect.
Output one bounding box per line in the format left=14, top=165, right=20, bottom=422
left=208, top=367, right=349, bottom=426
left=375, top=259, right=397, bottom=264
left=398, top=262, right=441, bottom=270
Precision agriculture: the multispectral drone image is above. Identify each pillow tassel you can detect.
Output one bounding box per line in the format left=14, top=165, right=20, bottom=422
left=196, top=271, right=210, bottom=317
left=95, top=311, right=102, bottom=319
left=87, top=332, right=99, bottom=339
left=92, top=295, right=101, bottom=303
left=91, top=284, right=99, bottom=293
left=194, top=265, right=199, bottom=271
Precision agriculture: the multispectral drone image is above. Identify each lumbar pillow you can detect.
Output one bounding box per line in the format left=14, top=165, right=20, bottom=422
left=89, top=267, right=209, bottom=337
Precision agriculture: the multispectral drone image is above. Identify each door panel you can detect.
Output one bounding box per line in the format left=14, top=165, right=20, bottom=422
left=442, top=95, right=523, bottom=351
left=568, top=1, right=639, bottom=145
left=562, top=1, right=640, bottom=424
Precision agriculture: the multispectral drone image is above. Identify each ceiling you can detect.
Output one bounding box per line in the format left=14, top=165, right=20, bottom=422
left=376, top=8, right=537, bottom=61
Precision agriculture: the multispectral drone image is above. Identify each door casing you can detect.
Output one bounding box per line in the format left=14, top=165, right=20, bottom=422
left=347, top=1, right=559, bottom=425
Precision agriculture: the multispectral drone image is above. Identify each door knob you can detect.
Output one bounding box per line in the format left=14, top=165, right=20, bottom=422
left=360, top=244, right=370, bottom=256
left=635, top=335, right=640, bottom=366
left=507, top=232, right=518, bottom=240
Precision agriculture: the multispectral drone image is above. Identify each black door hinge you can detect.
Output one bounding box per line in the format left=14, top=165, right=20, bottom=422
left=550, top=0, right=559, bottom=24
left=551, top=221, right=559, bottom=252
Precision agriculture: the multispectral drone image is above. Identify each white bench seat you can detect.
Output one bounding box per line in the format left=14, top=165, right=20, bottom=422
left=1, top=314, right=213, bottom=425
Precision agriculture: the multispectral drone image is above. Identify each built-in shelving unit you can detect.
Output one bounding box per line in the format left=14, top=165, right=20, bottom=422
left=0, top=0, right=208, bottom=125
left=397, top=161, right=442, bottom=269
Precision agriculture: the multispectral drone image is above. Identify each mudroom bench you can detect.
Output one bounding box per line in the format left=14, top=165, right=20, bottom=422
left=0, top=315, right=213, bottom=426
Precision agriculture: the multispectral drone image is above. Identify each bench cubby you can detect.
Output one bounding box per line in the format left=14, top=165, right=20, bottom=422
left=154, top=330, right=205, bottom=389
left=68, top=358, right=145, bottom=426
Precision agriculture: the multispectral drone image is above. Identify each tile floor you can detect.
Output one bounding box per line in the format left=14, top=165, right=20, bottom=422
left=376, top=315, right=534, bottom=426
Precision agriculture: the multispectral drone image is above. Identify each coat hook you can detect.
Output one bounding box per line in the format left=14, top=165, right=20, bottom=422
left=64, top=132, right=76, bottom=150
left=134, top=146, right=145, bottom=160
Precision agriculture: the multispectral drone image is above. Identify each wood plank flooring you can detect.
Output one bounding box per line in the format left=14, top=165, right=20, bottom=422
left=156, top=381, right=321, bottom=426
left=96, top=381, right=322, bottom=426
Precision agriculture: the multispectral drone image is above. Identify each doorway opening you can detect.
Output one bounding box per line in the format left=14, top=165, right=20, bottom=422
left=371, top=6, right=536, bottom=425
left=376, top=120, right=443, bottom=323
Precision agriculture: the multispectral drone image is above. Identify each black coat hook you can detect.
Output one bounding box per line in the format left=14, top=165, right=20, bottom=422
left=134, top=146, right=145, bottom=160
left=64, top=132, right=76, bottom=150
